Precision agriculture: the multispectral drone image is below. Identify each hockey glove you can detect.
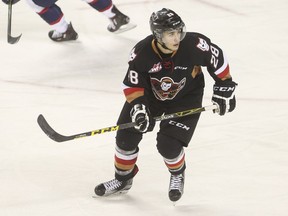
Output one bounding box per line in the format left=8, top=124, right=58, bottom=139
left=2, top=0, right=21, bottom=5
left=130, top=104, right=153, bottom=133
left=212, top=79, right=237, bottom=116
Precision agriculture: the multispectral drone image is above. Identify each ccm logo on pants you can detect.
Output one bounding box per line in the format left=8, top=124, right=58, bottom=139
left=168, top=120, right=190, bottom=131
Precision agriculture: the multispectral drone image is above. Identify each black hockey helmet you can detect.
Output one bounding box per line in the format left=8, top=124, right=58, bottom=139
left=149, top=8, right=186, bottom=42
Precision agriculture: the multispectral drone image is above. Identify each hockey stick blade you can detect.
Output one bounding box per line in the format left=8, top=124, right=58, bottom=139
left=37, top=105, right=217, bottom=143
left=37, top=114, right=137, bottom=142
left=7, top=1, right=22, bottom=44
left=8, top=34, right=22, bottom=44
left=37, top=114, right=66, bottom=142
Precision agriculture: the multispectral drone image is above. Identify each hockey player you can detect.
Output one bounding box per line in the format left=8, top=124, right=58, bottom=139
left=94, top=8, right=237, bottom=202
left=2, top=0, right=132, bottom=42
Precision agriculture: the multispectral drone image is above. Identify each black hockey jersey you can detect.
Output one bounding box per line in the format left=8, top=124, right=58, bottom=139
left=123, top=32, right=230, bottom=105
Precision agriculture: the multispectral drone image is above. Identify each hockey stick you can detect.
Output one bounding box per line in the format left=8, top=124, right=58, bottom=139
left=37, top=104, right=217, bottom=142
left=7, top=0, right=22, bottom=44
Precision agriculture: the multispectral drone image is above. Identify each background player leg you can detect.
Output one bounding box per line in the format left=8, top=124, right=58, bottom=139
left=83, top=0, right=136, bottom=33
left=25, top=0, right=78, bottom=41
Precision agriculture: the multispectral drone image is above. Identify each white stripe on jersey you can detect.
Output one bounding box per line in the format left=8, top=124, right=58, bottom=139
left=214, top=52, right=229, bottom=76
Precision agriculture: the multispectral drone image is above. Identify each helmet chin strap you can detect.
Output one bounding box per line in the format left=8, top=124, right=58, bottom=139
left=157, top=40, right=174, bottom=53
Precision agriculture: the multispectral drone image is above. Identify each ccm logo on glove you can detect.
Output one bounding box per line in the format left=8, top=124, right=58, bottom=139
left=212, top=79, right=238, bottom=116
left=213, top=86, right=236, bottom=92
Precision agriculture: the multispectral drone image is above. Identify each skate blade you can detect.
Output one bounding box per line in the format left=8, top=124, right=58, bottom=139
left=113, top=23, right=137, bottom=34
left=92, top=189, right=130, bottom=198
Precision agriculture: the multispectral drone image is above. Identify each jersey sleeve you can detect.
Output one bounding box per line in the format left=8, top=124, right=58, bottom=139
left=122, top=44, right=150, bottom=104
left=194, top=33, right=230, bottom=80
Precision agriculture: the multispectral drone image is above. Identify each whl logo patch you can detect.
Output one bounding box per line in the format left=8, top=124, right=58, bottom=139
left=148, top=62, right=162, bottom=73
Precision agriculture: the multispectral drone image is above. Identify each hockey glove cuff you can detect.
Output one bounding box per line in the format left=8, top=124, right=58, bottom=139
left=130, top=104, right=153, bottom=133
left=212, top=79, right=238, bottom=116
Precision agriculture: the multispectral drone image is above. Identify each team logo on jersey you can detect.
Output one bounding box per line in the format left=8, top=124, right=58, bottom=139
left=128, top=48, right=137, bottom=62
left=148, top=62, right=162, bottom=73
left=197, top=38, right=209, bottom=51
left=150, top=77, right=186, bottom=101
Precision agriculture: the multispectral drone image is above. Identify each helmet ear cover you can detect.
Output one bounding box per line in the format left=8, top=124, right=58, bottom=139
left=149, top=8, right=186, bottom=42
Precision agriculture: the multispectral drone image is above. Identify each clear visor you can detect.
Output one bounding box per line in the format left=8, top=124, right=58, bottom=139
left=156, top=26, right=186, bottom=42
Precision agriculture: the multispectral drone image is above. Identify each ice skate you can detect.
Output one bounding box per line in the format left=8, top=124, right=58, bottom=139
left=107, top=6, right=136, bottom=33
left=48, top=23, right=78, bottom=42
left=95, top=178, right=133, bottom=196
left=168, top=172, right=185, bottom=202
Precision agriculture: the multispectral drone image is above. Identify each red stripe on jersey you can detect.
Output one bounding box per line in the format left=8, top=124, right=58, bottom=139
left=217, top=64, right=230, bottom=79
left=123, top=87, right=144, bottom=96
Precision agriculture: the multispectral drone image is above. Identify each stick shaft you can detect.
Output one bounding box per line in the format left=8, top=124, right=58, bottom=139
left=7, top=0, right=22, bottom=44
left=37, top=105, right=217, bottom=142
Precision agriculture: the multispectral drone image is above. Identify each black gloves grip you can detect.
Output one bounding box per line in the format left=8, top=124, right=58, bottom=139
left=212, top=79, right=237, bottom=116
left=130, top=104, right=153, bottom=133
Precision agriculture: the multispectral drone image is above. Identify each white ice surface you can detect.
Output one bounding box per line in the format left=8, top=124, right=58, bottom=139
left=1, top=0, right=288, bottom=215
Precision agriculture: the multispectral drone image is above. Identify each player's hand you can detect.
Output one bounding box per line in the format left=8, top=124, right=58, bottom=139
left=212, top=79, right=237, bottom=116
left=130, top=104, right=153, bottom=132
left=2, top=0, right=21, bottom=5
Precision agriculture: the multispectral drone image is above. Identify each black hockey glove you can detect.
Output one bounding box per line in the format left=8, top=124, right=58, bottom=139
left=2, top=0, right=21, bottom=5
left=212, top=79, right=237, bottom=116
left=130, top=104, right=153, bottom=133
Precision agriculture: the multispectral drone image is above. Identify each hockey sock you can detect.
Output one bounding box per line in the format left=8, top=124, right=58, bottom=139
left=114, top=146, right=139, bottom=181
left=38, top=5, right=68, bottom=33
left=164, top=149, right=186, bottom=174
